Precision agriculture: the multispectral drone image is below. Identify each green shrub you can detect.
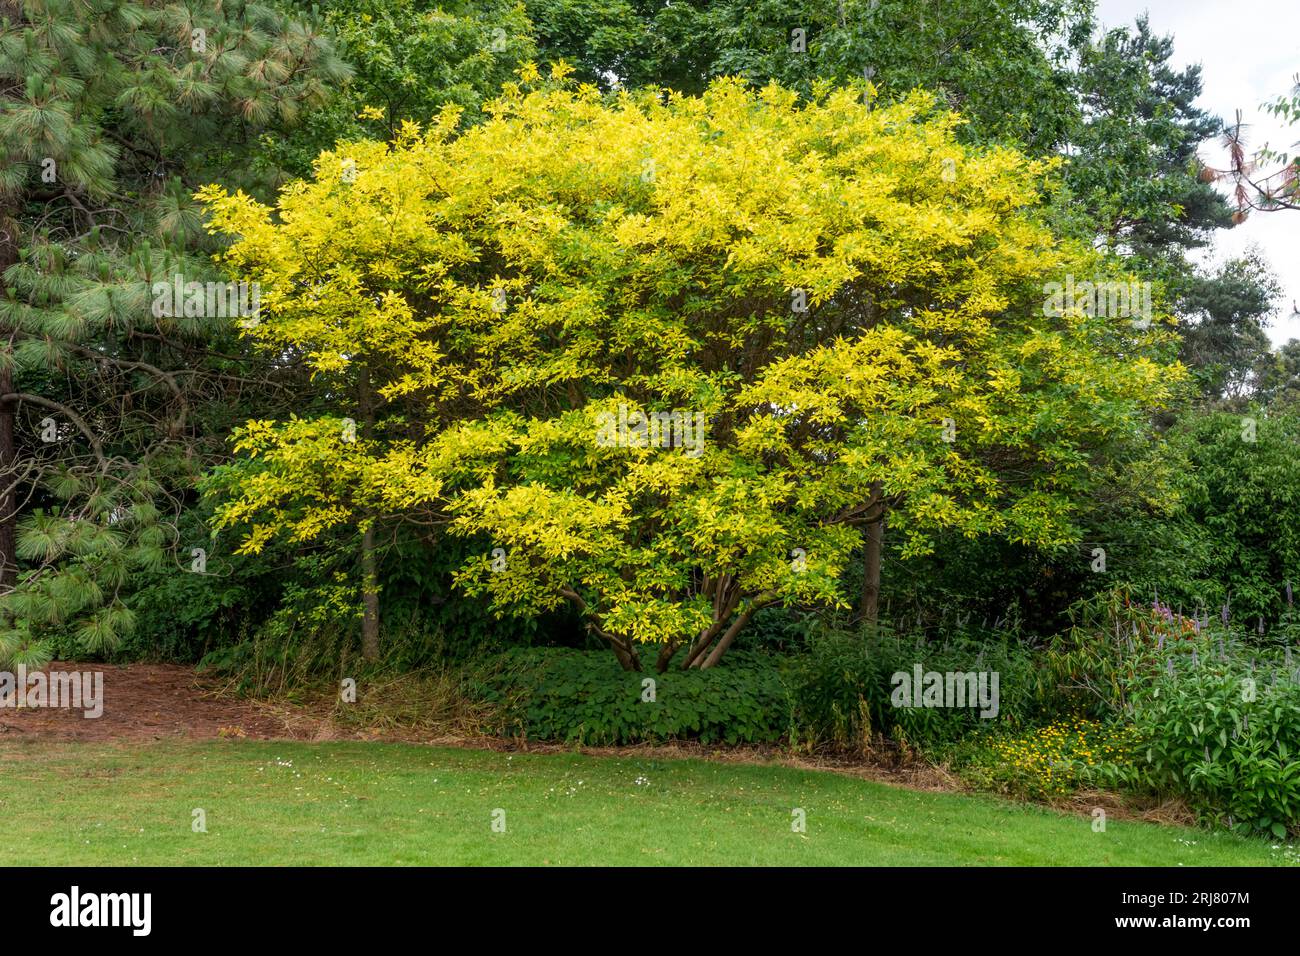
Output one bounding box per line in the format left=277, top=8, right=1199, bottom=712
left=1135, top=411, right=1300, bottom=627
left=470, top=648, right=790, bottom=745
left=784, top=624, right=1039, bottom=754
left=1038, top=591, right=1300, bottom=835
left=1042, top=587, right=1207, bottom=719
left=1122, top=641, right=1300, bottom=838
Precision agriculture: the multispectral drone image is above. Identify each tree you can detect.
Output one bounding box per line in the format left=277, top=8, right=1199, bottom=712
left=202, top=72, right=1182, bottom=670
left=1050, top=16, right=1282, bottom=408
left=1060, top=16, right=1231, bottom=257
left=523, top=3, right=1277, bottom=625
left=1215, top=75, right=1300, bottom=217
left=524, top=0, right=1091, bottom=152
left=1175, top=251, right=1280, bottom=403
left=0, top=0, right=350, bottom=666
left=1255, top=339, right=1300, bottom=411
left=199, top=112, right=472, bottom=663
left=284, top=0, right=537, bottom=138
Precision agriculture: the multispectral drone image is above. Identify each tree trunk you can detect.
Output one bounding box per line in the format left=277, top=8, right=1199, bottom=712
left=858, top=481, right=884, bottom=625
left=699, top=604, right=761, bottom=669
left=0, top=209, right=19, bottom=595
left=560, top=587, right=640, bottom=670
left=358, top=363, right=380, bottom=662
left=610, top=638, right=641, bottom=672
left=0, top=366, right=14, bottom=594
left=360, top=521, right=380, bottom=662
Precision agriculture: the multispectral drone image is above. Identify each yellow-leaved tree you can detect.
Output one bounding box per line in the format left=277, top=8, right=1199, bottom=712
left=201, top=66, right=1183, bottom=668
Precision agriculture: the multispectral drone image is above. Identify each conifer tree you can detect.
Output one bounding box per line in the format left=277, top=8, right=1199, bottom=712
left=0, top=0, right=350, bottom=665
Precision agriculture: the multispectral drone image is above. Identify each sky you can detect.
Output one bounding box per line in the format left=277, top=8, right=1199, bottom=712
left=1094, top=0, right=1299, bottom=344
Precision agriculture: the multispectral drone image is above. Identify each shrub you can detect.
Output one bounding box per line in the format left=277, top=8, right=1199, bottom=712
left=1123, top=644, right=1300, bottom=838
left=1126, top=411, right=1300, bottom=626
left=470, top=648, right=790, bottom=745
left=1043, top=587, right=1209, bottom=719
left=784, top=624, right=1039, bottom=755
left=1035, top=604, right=1300, bottom=834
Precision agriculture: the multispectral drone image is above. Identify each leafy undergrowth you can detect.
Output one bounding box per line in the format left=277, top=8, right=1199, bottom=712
left=0, top=740, right=1291, bottom=866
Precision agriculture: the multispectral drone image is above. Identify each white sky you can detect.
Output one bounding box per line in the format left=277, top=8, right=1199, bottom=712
left=1094, top=0, right=1299, bottom=344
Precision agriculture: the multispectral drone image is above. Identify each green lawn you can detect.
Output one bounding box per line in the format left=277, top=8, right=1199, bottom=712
left=0, top=739, right=1289, bottom=865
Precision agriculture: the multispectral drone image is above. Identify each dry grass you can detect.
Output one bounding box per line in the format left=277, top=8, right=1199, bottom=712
left=243, top=668, right=500, bottom=742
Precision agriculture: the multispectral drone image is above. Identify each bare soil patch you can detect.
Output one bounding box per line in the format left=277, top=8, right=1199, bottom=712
left=0, top=663, right=288, bottom=742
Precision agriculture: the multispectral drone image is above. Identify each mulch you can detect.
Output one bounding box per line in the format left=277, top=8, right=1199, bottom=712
left=0, top=663, right=289, bottom=742
left=0, top=662, right=960, bottom=790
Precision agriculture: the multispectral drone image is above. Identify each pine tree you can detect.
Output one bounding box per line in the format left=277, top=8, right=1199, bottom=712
left=0, top=0, right=350, bottom=665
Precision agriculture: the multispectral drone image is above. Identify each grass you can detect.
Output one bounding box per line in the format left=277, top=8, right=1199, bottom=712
left=0, top=739, right=1291, bottom=866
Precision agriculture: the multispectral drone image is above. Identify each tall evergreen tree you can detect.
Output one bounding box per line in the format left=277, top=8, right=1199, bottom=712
left=1054, top=16, right=1280, bottom=404
left=0, top=0, right=350, bottom=665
